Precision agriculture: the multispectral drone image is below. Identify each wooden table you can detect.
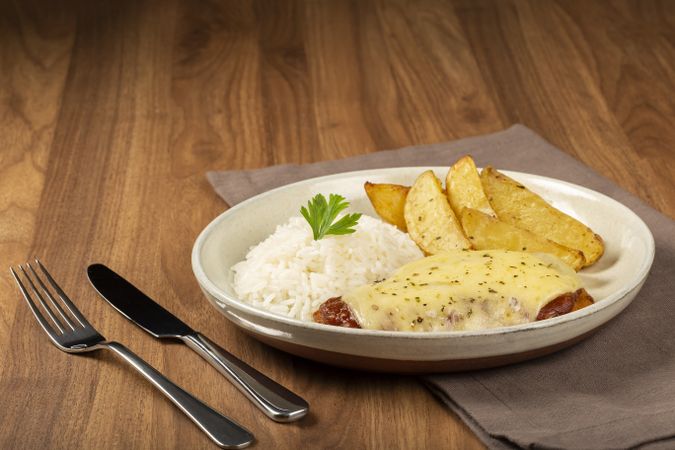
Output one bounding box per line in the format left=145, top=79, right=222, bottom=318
left=1, top=1, right=673, bottom=448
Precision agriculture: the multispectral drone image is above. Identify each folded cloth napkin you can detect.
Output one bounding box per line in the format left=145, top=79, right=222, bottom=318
left=207, top=125, right=674, bottom=450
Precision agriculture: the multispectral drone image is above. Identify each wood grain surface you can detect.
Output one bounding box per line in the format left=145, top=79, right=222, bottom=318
left=1, top=0, right=673, bottom=448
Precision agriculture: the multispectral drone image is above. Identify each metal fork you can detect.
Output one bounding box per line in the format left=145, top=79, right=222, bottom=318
left=10, top=259, right=254, bottom=449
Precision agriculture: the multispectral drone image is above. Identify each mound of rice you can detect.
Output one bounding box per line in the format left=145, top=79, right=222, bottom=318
left=231, top=215, right=423, bottom=321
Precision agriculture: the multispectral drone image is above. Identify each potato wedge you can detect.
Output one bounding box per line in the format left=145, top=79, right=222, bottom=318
left=460, top=207, right=585, bottom=271
left=446, top=155, right=496, bottom=218
left=364, top=182, right=409, bottom=231
left=480, top=167, right=604, bottom=266
left=404, top=170, right=471, bottom=254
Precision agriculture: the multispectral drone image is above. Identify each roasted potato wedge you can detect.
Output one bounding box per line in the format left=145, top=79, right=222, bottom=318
left=460, top=207, right=585, bottom=271
left=364, top=182, right=409, bottom=231
left=446, top=155, right=496, bottom=218
left=404, top=170, right=471, bottom=254
left=480, top=167, right=604, bottom=266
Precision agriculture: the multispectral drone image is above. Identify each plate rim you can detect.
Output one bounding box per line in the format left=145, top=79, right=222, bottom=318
left=192, top=167, right=655, bottom=340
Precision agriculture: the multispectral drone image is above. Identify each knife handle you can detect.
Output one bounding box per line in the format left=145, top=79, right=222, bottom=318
left=182, top=333, right=309, bottom=422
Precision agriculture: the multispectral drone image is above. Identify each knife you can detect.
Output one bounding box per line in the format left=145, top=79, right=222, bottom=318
left=87, top=263, right=309, bottom=422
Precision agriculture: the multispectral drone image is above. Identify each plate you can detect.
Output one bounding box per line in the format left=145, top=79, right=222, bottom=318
left=191, top=168, right=654, bottom=373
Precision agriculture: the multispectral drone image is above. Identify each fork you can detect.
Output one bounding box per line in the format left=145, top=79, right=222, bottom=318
left=10, top=259, right=254, bottom=449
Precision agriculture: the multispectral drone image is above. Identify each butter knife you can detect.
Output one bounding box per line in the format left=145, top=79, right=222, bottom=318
left=87, top=263, right=309, bottom=422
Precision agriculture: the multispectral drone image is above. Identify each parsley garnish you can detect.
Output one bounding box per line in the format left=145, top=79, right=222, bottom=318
left=300, top=193, right=361, bottom=240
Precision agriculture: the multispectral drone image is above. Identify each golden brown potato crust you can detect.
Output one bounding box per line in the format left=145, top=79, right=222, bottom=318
left=364, top=182, right=410, bottom=231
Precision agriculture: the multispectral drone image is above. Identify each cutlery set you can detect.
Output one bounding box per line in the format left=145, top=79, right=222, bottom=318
left=10, top=259, right=308, bottom=449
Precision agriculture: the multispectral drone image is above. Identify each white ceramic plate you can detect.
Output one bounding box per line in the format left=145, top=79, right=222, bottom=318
left=191, top=168, right=654, bottom=373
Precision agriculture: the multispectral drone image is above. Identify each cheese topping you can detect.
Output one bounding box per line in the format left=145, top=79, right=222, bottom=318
left=342, top=250, right=581, bottom=331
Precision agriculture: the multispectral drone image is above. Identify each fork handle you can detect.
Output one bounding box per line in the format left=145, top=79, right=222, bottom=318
left=182, top=332, right=309, bottom=422
left=103, top=341, right=254, bottom=449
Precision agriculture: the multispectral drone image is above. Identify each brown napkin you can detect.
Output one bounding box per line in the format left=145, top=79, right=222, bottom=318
left=207, top=125, right=675, bottom=450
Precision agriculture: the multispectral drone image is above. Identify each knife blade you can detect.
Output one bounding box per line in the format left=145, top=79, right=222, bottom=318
left=87, top=263, right=309, bottom=423
left=87, top=264, right=193, bottom=338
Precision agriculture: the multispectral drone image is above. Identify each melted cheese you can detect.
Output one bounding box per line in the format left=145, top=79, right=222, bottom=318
left=342, top=250, right=581, bottom=331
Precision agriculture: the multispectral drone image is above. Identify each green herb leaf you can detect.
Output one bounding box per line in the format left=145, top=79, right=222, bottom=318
left=300, top=193, right=362, bottom=240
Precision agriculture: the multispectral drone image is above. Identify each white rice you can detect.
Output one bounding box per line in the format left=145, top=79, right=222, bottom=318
left=231, top=215, right=423, bottom=321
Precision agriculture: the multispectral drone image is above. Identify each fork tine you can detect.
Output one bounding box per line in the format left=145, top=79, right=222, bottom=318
left=34, top=259, right=90, bottom=328
left=19, top=265, right=66, bottom=334
left=27, top=262, right=76, bottom=331
left=10, top=267, right=63, bottom=337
